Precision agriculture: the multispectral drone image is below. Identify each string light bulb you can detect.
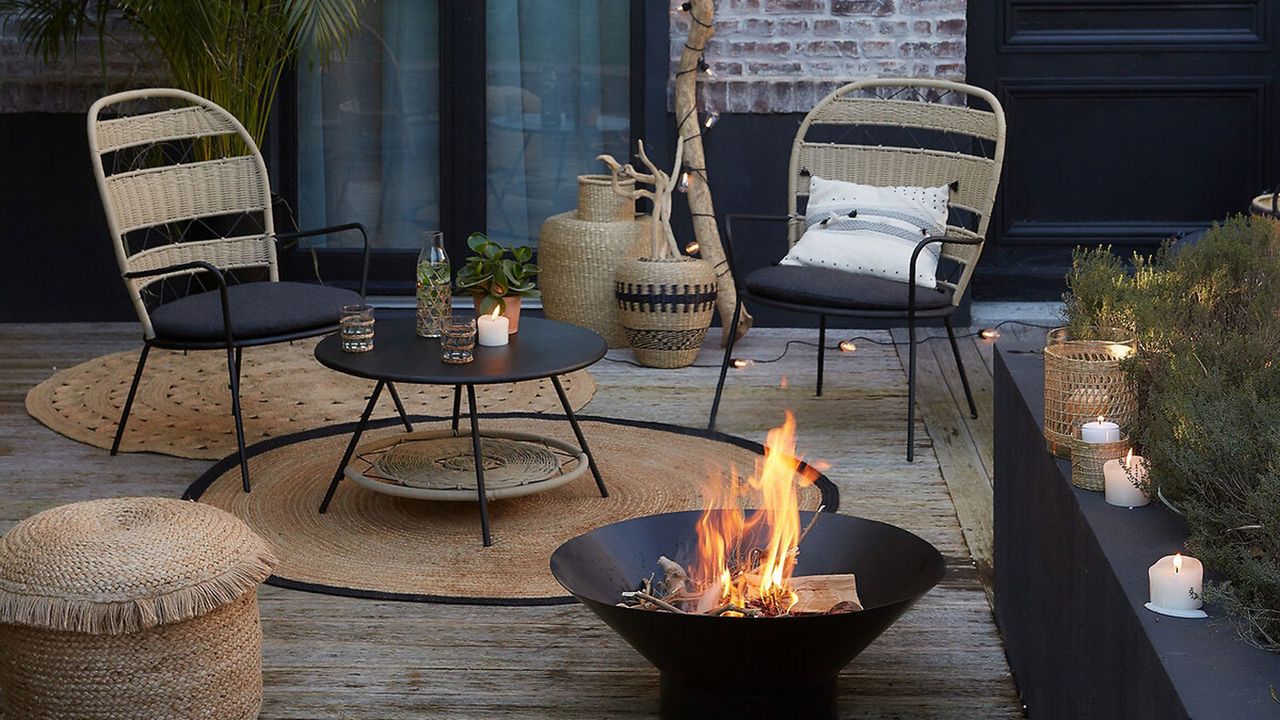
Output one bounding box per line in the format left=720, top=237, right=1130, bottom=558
left=680, top=1, right=691, bottom=10
left=697, top=57, right=714, bottom=77
left=684, top=240, right=700, bottom=255
left=731, top=358, right=751, bottom=369
left=703, top=112, right=720, bottom=129
left=980, top=327, right=1001, bottom=340
left=676, top=170, right=691, bottom=193
left=839, top=340, right=857, bottom=353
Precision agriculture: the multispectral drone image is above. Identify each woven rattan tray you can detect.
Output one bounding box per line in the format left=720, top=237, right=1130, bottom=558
left=344, top=429, right=589, bottom=501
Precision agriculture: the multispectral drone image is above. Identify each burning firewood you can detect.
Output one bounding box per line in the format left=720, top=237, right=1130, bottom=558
left=657, top=556, right=688, bottom=597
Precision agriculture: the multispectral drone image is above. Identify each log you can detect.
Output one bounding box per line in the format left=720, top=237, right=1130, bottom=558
left=789, top=574, right=863, bottom=614
left=675, top=0, right=752, bottom=345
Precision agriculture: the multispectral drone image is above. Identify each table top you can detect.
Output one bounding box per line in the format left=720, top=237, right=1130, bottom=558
left=315, top=316, right=607, bottom=385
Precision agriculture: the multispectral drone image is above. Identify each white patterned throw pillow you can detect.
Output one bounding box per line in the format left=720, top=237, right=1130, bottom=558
left=780, top=175, right=951, bottom=289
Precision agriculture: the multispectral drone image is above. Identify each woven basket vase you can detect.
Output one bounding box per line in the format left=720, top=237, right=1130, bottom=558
left=0, top=497, right=277, bottom=720
left=615, top=255, right=717, bottom=368
left=539, top=175, right=650, bottom=348
left=1043, top=327, right=1137, bottom=459
left=1071, top=432, right=1131, bottom=491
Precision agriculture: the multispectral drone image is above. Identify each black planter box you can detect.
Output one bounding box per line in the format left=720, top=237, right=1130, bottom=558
left=994, top=344, right=1280, bottom=720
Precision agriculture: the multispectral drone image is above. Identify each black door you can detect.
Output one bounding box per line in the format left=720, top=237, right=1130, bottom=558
left=968, top=0, right=1280, bottom=299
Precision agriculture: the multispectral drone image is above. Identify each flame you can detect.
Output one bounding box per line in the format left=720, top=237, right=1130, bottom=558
left=490, top=306, right=502, bottom=319
left=1125, top=448, right=1134, bottom=469
left=689, top=411, right=807, bottom=615
left=1097, top=415, right=1105, bottom=425
left=1174, top=553, right=1183, bottom=573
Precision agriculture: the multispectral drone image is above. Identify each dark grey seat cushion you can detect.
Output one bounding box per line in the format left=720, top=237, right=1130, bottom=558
left=150, top=281, right=362, bottom=341
left=745, top=265, right=954, bottom=311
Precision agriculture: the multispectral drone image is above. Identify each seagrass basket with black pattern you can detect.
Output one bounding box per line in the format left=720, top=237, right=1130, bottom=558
left=615, top=256, right=717, bottom=368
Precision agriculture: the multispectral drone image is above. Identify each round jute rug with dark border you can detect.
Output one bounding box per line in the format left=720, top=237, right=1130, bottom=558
left=184, top=414, right=839, bottom=606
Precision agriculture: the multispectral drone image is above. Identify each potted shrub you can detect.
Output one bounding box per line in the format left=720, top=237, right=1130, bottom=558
left=455, top=232, right=540, bottom=333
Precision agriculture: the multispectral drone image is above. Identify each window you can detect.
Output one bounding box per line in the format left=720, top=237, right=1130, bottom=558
left=292, top=0, right=631, bottom=289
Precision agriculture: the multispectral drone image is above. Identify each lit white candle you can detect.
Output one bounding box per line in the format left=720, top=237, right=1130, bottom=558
left=1104, top=449, right=1150, bottom=508
left=1145, top=553, right=1206, bottom=618
left=477, top=307, right=510, bottom=347
left=1080, top=415, right=1121, bottom=443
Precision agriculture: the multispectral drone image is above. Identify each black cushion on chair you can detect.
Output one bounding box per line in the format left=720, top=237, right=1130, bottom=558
left=150, top=281, right=362, bottom=341
left=745, top=265, right=954, bottom=312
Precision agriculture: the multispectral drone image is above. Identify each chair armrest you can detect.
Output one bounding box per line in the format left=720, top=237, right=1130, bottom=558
left=274, top=222, right=371, bottom=299
left=123, top=261, right=235, bottom=347
left=908, top=234, right=984, bottom=312
left=723, top=213, right=795, bottom=292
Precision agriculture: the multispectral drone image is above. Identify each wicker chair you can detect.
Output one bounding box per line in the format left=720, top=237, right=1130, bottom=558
left=88, top=88, right=412, bottom=490
left=708, top=78, right=1007, bottom=461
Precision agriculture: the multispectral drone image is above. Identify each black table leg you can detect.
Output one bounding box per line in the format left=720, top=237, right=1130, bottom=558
left=319, top=380, right=385, bottom=514
left=551, top=375, right=608, bottom=498
left=387, top=382, right=414, bottom=432
left=451, top=384, right=462, bottom=436
left=466, top=384, right=493, bottom=546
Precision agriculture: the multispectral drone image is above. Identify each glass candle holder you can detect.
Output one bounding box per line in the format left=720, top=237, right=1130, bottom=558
left=441, top=318, right=477, bottom=364
left=340, top=304, right=375, bottom=353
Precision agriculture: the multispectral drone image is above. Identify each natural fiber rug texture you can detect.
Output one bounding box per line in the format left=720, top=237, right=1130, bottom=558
left=25, top=338, right=596, bottom=460
left=185, top=415, right=838, bottom=604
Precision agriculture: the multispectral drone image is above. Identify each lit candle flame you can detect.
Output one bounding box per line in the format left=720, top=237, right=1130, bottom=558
left=1125, top=448, right=1133, bottom=469
left=490, top=306, right=501, bottom=320
left=1097, top=415, right=1105, bottom=425
left=1174, top=553, right=1182, bottom=573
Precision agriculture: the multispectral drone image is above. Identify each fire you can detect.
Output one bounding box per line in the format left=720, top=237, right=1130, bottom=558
left=689, top=411, right=812, bottom=616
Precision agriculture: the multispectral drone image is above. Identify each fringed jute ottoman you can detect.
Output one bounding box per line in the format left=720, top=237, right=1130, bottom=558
left=0, top=497, right=277, bottom=719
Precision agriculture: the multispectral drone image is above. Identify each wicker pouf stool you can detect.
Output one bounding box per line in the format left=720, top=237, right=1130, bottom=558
left=0, top=497, right=277, bottom=720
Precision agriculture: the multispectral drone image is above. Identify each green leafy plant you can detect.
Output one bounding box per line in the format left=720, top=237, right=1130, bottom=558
left=1064, top=215, right=1280, bottom=651
left=0, top=0, right=362, bottom=148
left=455, top=232, right=540, bottom=315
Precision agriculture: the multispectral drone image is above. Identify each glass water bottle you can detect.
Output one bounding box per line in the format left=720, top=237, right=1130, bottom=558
left=416, top=231, right=451, bottom=338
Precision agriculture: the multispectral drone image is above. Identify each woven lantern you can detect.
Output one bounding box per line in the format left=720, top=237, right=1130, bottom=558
left=0, top=497, right=277, bottom=720
left=1043, top=326, right=1137, bottom=458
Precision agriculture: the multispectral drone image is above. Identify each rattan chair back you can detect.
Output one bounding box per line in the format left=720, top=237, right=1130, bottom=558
left=88, top=89, right=277, bottom=338
left=787, top=78, right=1007, bottom=305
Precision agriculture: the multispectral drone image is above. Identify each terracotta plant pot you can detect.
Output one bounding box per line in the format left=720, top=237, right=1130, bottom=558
left=614, top=256, right=717, bottom=368
left=473, top=295, right=522, bottom=333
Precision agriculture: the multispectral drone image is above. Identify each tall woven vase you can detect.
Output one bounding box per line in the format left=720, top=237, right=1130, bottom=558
left=615, top=256, right=717, bottom=368
left=539, top=175, right=649, bottom=348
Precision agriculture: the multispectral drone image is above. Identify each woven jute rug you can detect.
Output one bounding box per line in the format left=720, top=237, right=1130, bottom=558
left=25, top=338, right=596, bottom=460
left=184, top=414, right=838, bottom=605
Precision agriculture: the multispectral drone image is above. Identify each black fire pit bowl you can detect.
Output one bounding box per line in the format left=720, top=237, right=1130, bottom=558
left=550, top=510, right=945, bottom=720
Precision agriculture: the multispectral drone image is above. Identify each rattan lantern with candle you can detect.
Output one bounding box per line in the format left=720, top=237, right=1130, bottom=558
left=1043, top=327, right=1137, bottom=458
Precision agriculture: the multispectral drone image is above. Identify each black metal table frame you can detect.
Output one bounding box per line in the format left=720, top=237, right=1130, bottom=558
left=317, top=376, right=607, bottom=547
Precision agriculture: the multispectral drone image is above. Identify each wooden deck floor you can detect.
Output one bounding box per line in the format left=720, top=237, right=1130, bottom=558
left=0, top=322, right=1027, bottom=719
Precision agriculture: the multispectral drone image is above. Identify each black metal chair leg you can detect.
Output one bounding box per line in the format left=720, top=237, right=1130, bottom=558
left=466, top=384, right=493, bottom=546
left=816, top=315, right=827, bottom=397
left=708, top=298, right=744, bottom=431
left=319, top=381, right=385, bottom=513
left=227, top=347, right=251, bottom=492
left=945, top=317, right=979, bottom=419
left=387, top=382, right=414, bottom=432
left=231, top=347, right=242, bottom=415
left=111, top=344, right=151, bottom=456
left=551, top=375, right=608, bottom=498
left=906, top=314, right=917, bottom=463
left=451, top=384, right=462, bottom=436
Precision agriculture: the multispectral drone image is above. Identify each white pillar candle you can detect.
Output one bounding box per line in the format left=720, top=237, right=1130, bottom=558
left=1080, top=416, right=1121, bottom=443
left=1103, top=449, right=1150, bottom=508
left=477, top=308, right=510, bottom=347
left=1146, top=553, right=1206, bottom=618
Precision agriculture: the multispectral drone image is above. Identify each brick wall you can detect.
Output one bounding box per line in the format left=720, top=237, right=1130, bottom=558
left=670, top=0, right=966, bottom=113
left=0, top=13, right=163, bottom=113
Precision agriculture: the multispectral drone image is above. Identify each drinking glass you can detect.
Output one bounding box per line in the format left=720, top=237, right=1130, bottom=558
left=340, top=304, right=375, bottom=353
left=441, top=318, right=477, bottom=364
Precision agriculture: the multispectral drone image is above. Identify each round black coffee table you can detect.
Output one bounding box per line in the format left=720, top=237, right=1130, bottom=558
left=314, top=316, right=608, bottom=546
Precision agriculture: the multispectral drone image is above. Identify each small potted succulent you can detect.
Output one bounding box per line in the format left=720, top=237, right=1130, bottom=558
left=456, top=232, right=540, bottom=332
